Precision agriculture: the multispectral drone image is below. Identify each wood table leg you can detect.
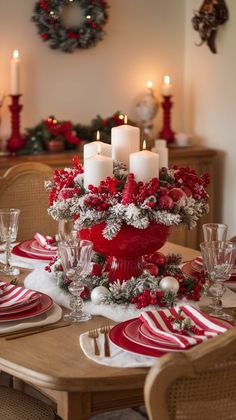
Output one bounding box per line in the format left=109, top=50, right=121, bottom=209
left=57, top=391, right=91, bottom=420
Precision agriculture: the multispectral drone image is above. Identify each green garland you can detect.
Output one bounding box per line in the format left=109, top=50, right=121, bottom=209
left=32, top=0, right=109, bottom=53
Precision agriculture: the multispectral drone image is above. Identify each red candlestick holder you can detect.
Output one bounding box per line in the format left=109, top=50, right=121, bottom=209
left=7, top=95, right=25, bottom=153
left=159, top=95, right=175, bottom=144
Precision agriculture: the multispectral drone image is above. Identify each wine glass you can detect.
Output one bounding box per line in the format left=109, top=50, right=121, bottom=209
left=200, top=241, right=236, bottom=321
left=203, top=223, right=228, bottom=242
left=202, top=223, right=228, bottom=296
left=0, top=208, right=20, bottom=276
left=59, top=239, right=93, bottom=322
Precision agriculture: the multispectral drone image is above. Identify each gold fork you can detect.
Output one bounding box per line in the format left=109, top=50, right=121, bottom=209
left=100, top=320, right=111, bottom=357
left=88, top=329, right=100, bottom=356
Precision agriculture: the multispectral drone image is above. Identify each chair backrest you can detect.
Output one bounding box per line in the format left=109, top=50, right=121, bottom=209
left=144, top=327, right=236, bottom=420
left=0, top=162, right=57, bottom=242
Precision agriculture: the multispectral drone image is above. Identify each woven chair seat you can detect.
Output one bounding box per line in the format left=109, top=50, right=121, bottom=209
left=0, top=385, right=57, bottom=419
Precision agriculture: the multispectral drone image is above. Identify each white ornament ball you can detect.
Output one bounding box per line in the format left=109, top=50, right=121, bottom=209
left=90, top=286, right=110, bottom=305
left=159, top=276, right=180, bottom=293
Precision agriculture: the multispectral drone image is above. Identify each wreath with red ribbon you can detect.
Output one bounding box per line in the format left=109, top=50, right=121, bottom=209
left=32, top=0, right=109, bottom=53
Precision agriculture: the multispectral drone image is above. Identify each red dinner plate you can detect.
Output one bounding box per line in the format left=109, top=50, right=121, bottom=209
left=123, top=318, right=182, bottom=352
left=12, top=243, right=52, bottom=261
left=0, top=293, right=53, bottom=322
left=19, top=240, right=56, bottom=258
left=190, top=260, right=203, bottom=272
left=182, top=261, right=236, bottom=283
left=109, top=319, right=167, bottom=358
left=30, top=240, right=57, bottom=254
left=0, top=298, right=40, bottom=316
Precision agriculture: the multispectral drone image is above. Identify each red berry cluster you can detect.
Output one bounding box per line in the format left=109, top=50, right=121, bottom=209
left=178, top=272, right=205, bottom=301
left=45, top=256, right=63, bottom=273
left=84, top=177, right=122, bottom=212
left=39, top=0, right=48, bottom=10
left=49, top=158, right=84, bottom=206
left=130, top=289, right=166, bottom=309
left=172, top=166, right=210, bottom=200
left=168, top=314, right=204, bottom=335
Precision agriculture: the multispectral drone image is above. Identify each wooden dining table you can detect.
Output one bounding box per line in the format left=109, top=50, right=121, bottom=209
left=0, top=242, right=201, bottom=420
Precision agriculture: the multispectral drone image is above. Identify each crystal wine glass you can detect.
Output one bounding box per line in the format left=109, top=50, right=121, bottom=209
left=200, top=241, right=236, bottom=321
left=201, top=223, right=228, bottom=296
left=203, top=223, right=228, bottom=242
left=59, top=239, right=93, bottom=322
left=0, top=208, right=20, bottom=276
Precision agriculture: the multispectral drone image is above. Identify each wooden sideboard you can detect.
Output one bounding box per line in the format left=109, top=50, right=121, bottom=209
left=0, top=146, right=217, bottom=249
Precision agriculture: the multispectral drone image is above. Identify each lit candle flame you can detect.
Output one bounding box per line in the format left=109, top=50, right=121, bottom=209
left=97, top=143, right=101, bottom=155
left=13, top=50, right=19, bottom=59
left=146, top=80, right=153, bottom=89
left=143, top=140, right=147, bottom=150
left=124, top=115, right=128, bottom=124
left=96, top=130, right=100, bottom=141
left=164, top=75, right=171, bottom=85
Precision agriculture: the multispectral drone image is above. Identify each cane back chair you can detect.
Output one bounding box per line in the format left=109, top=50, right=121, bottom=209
left=0, top=162, right=57, bottom=241
left=144, top=327, right=236, bottom=420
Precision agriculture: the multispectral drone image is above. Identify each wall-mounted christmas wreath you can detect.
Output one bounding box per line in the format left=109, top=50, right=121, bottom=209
left=32, top=0, right=109, bottom=53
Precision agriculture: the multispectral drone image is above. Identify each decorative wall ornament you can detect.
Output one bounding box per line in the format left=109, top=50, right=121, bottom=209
left=192, top=0, right=229, bottom=54
left=32, top=0, right=109, bottom=53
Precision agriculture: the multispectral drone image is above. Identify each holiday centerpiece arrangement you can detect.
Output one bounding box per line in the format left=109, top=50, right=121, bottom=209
left=45, top=117, right=210, bottom=308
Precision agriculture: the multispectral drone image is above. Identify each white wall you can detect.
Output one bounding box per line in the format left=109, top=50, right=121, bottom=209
left=184, top=0, right=236, bottom=237
left=0, top=0, right=185, bottom=139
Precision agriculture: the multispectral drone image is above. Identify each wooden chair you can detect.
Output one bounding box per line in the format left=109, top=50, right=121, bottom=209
left=0, top=162, right=57, bottom=242
left=144, top=328, right=236, bottom=420
left=0, top=385, right=60, bottom=419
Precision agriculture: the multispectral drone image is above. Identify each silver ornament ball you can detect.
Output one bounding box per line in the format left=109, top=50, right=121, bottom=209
left=159, top=276, right=180, bottom=293
left=90, top=286, right=110, bottom=305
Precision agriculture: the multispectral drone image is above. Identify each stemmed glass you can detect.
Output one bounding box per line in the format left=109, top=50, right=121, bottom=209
left=59, top=239, right=93, bottom=322
left=202, top=223, right=228, bottom=296
left=200, top=241, right=236, bottom=321
left=203, top=223, right=228, bottom=242
left=0, top=208, right=20, bottom=276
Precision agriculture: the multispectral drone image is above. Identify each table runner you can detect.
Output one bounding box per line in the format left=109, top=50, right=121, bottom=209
left=24, top=269, right=236, bottom=322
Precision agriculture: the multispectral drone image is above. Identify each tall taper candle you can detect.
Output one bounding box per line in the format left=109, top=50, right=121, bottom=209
left=11, top=50, right=21, bottom=95
left=111, top=115, right=140, bottom=167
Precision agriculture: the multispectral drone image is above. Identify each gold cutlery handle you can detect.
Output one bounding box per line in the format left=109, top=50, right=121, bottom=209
left=5, top=323, right=70, bottom=341
left=104, top=332, right=110, bottom=357
left=93, top=337, right=100, bottom=356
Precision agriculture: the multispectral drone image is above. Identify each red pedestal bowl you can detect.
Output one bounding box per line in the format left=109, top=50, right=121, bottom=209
left=79, top=222, right=170, bottom=283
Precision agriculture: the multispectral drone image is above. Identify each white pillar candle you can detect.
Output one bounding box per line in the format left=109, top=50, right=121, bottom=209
left=11, top=50, right=21, bottom=95
left=83, top=130, right=112, bottom=160
left=153, top=139, right=168, bottom=168
left=111, top=116, right=140, bottom=167
left=162, top=75, right=172, bottom=96
left=83, top=150, right=113, bottom=190
left=129, top=140, right=159, bottom=183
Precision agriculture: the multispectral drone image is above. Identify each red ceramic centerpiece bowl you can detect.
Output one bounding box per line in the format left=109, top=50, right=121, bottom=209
left=79, top=222, right=170, bottom=283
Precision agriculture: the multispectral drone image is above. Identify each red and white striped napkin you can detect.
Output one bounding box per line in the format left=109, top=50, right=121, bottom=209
left=34, top=233, right=57, bottom=252
left=0, top=282, right=40, bottom=310
left=140, top=305, right=229, bottom=349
